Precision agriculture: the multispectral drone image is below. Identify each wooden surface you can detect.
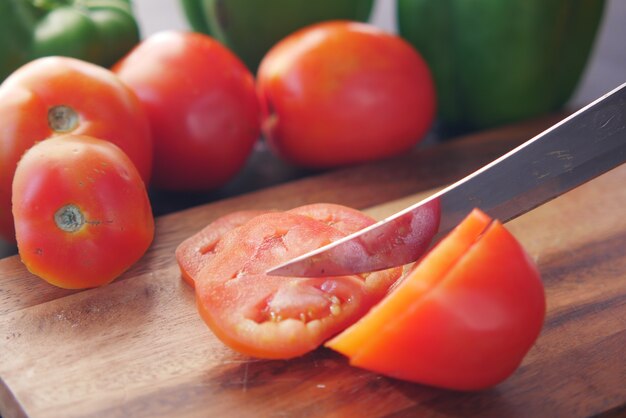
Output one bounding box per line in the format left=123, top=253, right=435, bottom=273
left=1, top=115, right=626, bottom=418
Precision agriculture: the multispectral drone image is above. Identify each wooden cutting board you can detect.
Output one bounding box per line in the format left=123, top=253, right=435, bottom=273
left=1, top=115, right=625, bottom=418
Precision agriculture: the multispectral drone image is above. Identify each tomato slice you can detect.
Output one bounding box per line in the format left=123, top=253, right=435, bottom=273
left=190, top=204, right=403, bottom=359
left=175, top=203, right=381, bottom=287
left=326, top=209, right=546, bottom=390
left=287, top=203, right=378, bottom=235
left=175, top=210, right=271, bottom=287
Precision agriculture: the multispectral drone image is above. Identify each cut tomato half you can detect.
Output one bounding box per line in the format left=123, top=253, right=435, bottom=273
left=326, top=209, right=546, bottom=391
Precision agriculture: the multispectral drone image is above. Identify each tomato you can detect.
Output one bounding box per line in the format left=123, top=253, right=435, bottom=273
left=326, top=209, right=546, bottom=391
left=257, top=21, right=436, bottom=168
left=12, top=135, right=154, bottom=289
left=113, top=31, right=261, bottom=191
left=176, top=210, right=271, bottom=288
left=288, top=203, right=379, bottom=235
left=0, top=56, right=152, bottom=242
left=183, top=204, right=403, bottom=359
left=175, top=203, right=382, bottom=288
left=176, top=203, right=385, bottom=287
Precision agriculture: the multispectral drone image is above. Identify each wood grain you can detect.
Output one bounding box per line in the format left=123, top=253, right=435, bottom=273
left=1, top=114, right=625, bottom=418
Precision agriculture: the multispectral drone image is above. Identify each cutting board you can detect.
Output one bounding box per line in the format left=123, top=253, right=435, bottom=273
left=1, top=115, right=625, bottom=418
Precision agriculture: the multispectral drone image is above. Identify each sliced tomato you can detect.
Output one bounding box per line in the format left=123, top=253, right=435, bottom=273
left=176, top=203, right=382, bottom=287
left=287, top=203, right=377, bottom=235
left=190, top=204, right=403, bottom=359
left=326, top=209, right=546, bottom=390
left=175, top=210, right=271, bottom=287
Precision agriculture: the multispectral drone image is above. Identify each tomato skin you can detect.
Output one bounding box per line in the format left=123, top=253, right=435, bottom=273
left=0, top=56, right=152, bottom=241
left=113, top=31, right=261, bottom=191
left=257, top=21, right=436, bottom=168
left=183, top=204, right=402, bottom=359
left=327, top=209, right=546, bottom=390
left=12, top=135, right=154, bottom=289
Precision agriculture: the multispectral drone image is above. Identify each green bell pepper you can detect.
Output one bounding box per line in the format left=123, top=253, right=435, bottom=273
left=180, top=0, right=374, bottom=72
left=0, top=0, right=140, bottom=82
left=398, top=0, right=606, bottom=132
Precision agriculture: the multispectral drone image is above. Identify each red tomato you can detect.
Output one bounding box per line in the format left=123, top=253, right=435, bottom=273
left=12, top=135, right=154, bottom=289
left=184, top=204, right=403, bottom=359
left=176, top=210, right=272, bottom=288
left=257, top=21, right=436, bottom=168
left=288, top=203, right=379, bottom=235
left=326, top=209, right=546, bottom=391
left=175, top=203, right=382, bottom=287
left=0, top=56, right=152, bottom=242
left=113, top=31, right=261, bottom=191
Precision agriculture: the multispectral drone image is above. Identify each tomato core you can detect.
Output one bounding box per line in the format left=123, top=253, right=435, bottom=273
left=54, top=204, right=85, bottom=233
left=48, top=105, right=79, bottom=133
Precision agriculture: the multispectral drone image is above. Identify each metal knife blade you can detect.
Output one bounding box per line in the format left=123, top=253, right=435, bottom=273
left=267, top=82, right=626, bottom=277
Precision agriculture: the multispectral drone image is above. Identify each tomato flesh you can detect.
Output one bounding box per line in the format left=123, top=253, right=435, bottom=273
left=326, top=209, right=546, bottom=390
left=175, top=210, right=271, bottom=287
left=175, top=203, right=382, bottom=288
left=288, top=203, right=379, bottom=235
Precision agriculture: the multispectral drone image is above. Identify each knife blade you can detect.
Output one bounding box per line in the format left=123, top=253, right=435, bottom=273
left=267, top=82, right=626, bottom=277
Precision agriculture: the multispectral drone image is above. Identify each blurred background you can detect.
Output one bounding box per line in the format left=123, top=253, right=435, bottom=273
left=132, top=0, right=625, bottom=108
left=0, top=0, right=625, bottom=258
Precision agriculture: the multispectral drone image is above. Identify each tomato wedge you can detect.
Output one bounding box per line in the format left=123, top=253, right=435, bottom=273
left=326, top=209, right=546, bottom=390
left=183, top=204, right=404, bottom=359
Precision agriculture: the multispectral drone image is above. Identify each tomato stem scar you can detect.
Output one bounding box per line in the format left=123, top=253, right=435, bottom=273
left=54, top=204, right=85, bottom=232
left=48, top=105, right=79, bottom=133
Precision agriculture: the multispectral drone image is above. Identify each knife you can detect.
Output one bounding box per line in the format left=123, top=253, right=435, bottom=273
left=267, top=82, right=626, bottom=277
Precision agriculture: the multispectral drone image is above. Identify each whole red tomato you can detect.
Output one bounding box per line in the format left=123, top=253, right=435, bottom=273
left=0, top=56, right=152, bottom=242
left=257, top=21, right=436, bottom=168
left=12, top=135, right=155, bottom=289
left=113, top=31, right=261, bottom=191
